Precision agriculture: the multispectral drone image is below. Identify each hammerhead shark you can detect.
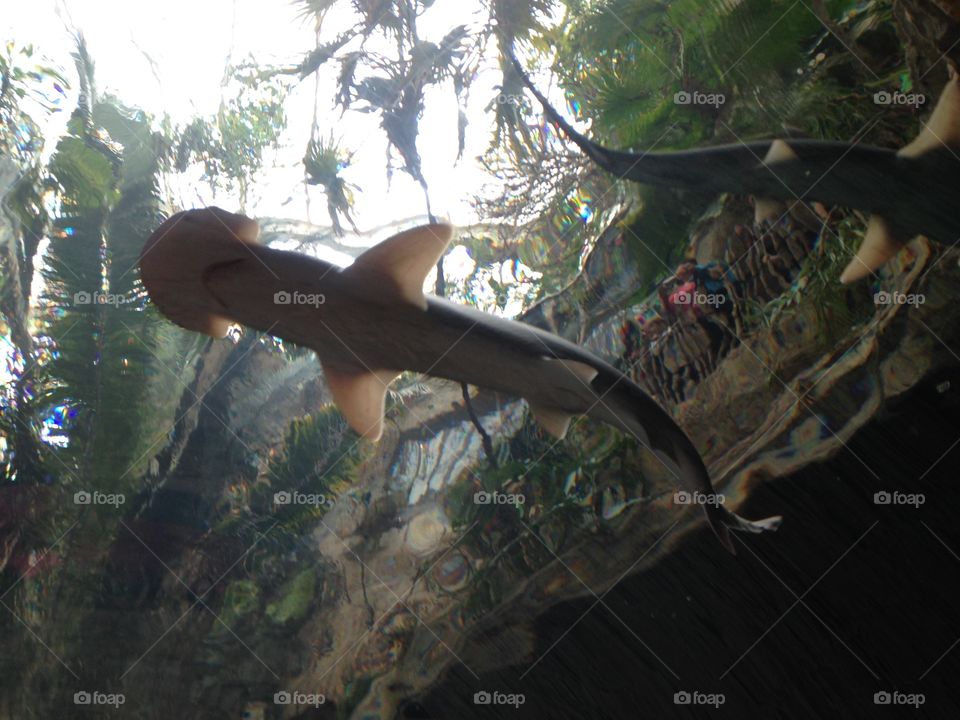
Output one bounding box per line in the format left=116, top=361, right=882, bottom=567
left=508, top=55, right=960, bottom=283
left=140, top=209, right=781, bottom=553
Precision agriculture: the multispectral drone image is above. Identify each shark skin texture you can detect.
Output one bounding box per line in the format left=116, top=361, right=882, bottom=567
left=139, top=209, right=782, bottom=553
left=509, top=55, right=960, bottom=283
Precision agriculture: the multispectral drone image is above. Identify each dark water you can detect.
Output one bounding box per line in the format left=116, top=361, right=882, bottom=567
left=415, top=368, right=960, bottom=719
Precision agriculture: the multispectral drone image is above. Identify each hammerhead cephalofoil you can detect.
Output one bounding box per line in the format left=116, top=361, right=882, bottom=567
left=140, top=211, right=780, bottom=553
left=509, top=54, right=960, bottom=284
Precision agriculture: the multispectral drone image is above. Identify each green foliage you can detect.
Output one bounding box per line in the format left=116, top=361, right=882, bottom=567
left=0, top=40, right=68, bottom=162
left=620, top=184, right=716, bottom=291
left=265, top=567, right=317, bottom=625
left=23, top=36, right=197, bottom=525
left=304, top=134, right=359, bottom=235
left=451, top=415, right=592, bottom=534
left=557, top=0, right=877, bottom=149
left=269, top=406, right=362, bottom=495
left=743, top=215, right=874, bottom=336
left=228, top=407, right=365, bottom=544
left=293, top=0, right=340, bottom=24
left=173, top=63, right=290, bottom=208
left=216, top=579, right=262, bottom=630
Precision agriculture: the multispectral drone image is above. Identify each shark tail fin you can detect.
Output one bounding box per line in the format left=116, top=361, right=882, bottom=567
left=706, top=504, right=783, bottom=555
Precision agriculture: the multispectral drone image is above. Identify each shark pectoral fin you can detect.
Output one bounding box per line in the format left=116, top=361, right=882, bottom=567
left=839, top=214, right=903, bottom=284
left=321, top=364, right=401, bottom=441
left=841, top=71, right=960, bottom=284
left=527, top=402, right=575, bottom=439
left=527, top=359, right=598, bottom=439
left=343, top=223, right=455, bottom=309
left=753, top=196, right=786, bottom=226
left=898, top=69, right=960, bottom=159
left=753, top=140, right=797, bottom=225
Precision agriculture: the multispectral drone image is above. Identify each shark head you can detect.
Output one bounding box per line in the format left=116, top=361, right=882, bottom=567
left=139, top=207, right=261, bottom=337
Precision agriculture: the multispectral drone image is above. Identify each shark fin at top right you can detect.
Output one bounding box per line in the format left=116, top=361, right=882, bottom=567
left=839, top=215, right=902, bottom=283
left=841, top=67, right=960, bottom=283
left=898, top=65, right=960, bottom=159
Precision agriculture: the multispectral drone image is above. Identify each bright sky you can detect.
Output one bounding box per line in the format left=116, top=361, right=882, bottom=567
left=4, top=0, right=532, bottom=234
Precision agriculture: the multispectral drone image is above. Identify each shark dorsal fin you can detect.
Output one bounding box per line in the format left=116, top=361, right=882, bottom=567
left=840, top=214, right=902, bottom=283
left=321, top=364, right=401, bottom=441
left=528, top=402, right=575, bottom=439
left=753, top=140, right=798, bottom=225
left=899, top=72, right=960, bottom=158
left=841, top=72, right=960, bottom=282
left=344, top=223, right=454, bottom=309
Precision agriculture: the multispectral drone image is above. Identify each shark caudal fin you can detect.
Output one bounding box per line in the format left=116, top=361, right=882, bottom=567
left=705, top=504, right=783, bottom=555
left=753, top=140, right=797, bottom=226
left=599, top=387, right=783, bottom=556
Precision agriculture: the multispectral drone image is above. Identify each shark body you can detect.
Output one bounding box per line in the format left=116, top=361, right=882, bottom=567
left=140, top=210, right=781, bottom=553
left=509, top=55, right=960, bottom=281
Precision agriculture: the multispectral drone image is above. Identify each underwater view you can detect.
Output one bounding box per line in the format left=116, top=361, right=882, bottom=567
left=3, top=0, right=960, bottom=717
